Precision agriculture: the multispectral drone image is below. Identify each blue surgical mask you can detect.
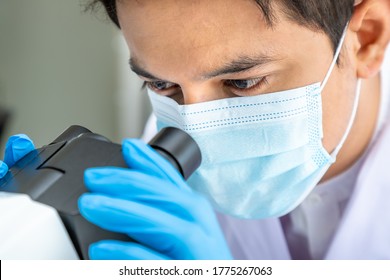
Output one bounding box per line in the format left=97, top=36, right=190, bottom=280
left=147, top=25, right=362, bottom=219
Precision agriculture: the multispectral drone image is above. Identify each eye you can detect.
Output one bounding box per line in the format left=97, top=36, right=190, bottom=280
left=226, top=77, right=267, bottom=91
left=146, top=80, right=177, bottom=91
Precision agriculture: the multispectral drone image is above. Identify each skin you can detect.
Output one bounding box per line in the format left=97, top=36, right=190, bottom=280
left=117, top=0, right=390, bottom=182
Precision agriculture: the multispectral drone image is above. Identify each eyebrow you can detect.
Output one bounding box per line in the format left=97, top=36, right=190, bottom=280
left=129, top=58, right=162, bottom=80
left=129, top=54, right=278, bottom=81
left=204, top=55, right=279, bottom=79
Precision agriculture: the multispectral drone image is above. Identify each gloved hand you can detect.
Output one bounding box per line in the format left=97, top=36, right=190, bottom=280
left=0, top=134, right=35, bottom=178
left=79, top=138, right=232, bottom=260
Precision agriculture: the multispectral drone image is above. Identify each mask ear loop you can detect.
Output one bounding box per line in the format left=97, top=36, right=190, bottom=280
left=330, top=78, right=362, bottom=158
left=319, top=24, right=349, bottom=92
left=318, top=23, right=363, bottom=159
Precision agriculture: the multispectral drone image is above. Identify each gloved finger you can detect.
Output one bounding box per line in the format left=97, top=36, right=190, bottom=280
left=122, top=139, right=185, bottom=187
left=79, top=193, right=187, bottom=234
left=89, top=240, right=170, bottom=260
left=84, top=167, right=192, bottom=198
left=0, top=161, right=8, bottom=178
left=84, top=168, right=198, bottom=220
left=4, top=134, right=35, bottom=167
left=79, top=193, right=191, bottom=254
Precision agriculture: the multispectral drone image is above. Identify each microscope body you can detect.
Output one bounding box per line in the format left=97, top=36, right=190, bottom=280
left=0, top=125, right=201, bottom=259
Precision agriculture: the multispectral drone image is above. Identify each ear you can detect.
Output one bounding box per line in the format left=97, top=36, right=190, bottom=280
left=349, top=0, right=390, bottom=78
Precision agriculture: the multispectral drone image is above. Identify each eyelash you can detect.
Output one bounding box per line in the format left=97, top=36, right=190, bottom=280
left=144, top=77, right=269, bottom=95
left=226, top=77, right=268, bottom=93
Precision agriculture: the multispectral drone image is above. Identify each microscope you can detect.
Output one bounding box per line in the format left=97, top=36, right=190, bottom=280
left=0, top=125, right=201, bottom=259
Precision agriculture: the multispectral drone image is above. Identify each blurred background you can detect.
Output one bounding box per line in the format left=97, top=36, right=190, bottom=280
left=0, top=0, right=152, bottom=153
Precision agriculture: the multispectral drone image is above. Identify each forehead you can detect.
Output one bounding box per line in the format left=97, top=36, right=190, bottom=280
left=117, top=0, right=268, bottom=38
left=115, top=0, right=319, bottom=81
left=116, top=0, right=272, bottom=56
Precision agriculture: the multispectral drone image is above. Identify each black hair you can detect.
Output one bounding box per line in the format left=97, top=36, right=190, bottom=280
left=87, top=0, right=355, bottom=52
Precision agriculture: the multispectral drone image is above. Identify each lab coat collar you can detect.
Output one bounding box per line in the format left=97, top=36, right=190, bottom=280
left=325, top=123, right=390, bottom=259
left=216, top=212, right=291, bottom=259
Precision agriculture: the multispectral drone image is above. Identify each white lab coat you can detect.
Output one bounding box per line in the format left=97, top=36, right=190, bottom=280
left=142, top=46, right=390, bottom=260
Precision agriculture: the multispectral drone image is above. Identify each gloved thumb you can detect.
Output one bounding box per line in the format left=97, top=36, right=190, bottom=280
left=121, top=138, right=185, bottom=186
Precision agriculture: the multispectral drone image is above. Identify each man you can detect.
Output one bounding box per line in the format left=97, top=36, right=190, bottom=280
left=1, top=0, right=390, bottom=259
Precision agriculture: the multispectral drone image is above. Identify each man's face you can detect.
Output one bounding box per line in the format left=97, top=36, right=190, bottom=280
left=117, top=0, right=358, bottom=157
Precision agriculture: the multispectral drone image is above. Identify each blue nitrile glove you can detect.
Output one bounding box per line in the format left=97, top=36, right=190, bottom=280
left=0, top=134, right=35, bottom=178
left=78, top=138, right=232, bottom=260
